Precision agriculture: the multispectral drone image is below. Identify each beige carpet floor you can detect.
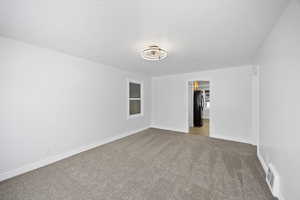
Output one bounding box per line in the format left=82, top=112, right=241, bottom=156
left=0, top=128, right=275, bottom=200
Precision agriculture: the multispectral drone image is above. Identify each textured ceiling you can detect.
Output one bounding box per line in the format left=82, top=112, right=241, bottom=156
left=0, top=0, right=289, bottom=76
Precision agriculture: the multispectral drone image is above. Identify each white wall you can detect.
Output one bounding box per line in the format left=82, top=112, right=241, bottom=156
left=203, top=106, right=210, bottom=120
left=0, top=37, right=151, bottom=180
left=152, top=66, right=258, bottom=144
left=257, top=1, right=300, bottom=199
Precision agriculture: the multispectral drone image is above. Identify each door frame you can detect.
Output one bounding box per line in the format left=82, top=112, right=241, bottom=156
left=185, top=79, right=211, bottom=134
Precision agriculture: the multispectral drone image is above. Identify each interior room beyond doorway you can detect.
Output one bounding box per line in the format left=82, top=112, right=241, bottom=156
left=188, top=80, right=210, bottom=136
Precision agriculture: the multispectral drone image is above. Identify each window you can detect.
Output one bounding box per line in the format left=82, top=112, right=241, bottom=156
left=128, top=80, right=143, bottom=118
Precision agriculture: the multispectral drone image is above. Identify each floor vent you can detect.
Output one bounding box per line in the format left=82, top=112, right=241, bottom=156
left=266, top=164, right=280, bottom=198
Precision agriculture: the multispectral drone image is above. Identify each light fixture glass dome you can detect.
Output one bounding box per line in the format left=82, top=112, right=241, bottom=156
left=141, top=45, right=167, bottom=61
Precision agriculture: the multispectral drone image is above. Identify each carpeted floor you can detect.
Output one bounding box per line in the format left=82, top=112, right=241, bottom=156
left=0, top=128, right=275, bottom=200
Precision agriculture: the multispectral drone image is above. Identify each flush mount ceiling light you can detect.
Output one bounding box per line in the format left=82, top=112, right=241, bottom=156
left=141, top=45, right=167, bottom=61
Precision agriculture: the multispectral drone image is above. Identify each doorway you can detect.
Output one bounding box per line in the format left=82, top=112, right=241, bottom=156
left=188, top=81, right=210, bottom=136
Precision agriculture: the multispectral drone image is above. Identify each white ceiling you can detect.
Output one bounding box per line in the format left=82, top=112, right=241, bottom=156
left=0, top=0, right=288, bottom=76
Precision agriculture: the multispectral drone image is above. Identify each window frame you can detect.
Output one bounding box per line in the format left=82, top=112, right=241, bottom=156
left=127, top=79, right=143, bottom=119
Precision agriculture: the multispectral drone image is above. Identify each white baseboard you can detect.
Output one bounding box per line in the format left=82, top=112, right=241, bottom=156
left=211, top=134, right=252, bottom=145
left=0, top=126, right=149, bottom=182
left=257, top=148, right=268, bottom=174
left=151, top=125, right=252, bottom=144
left=257, top=146, right=286, bottom=200
left=150, top=125, right=186, bottom=133
left=279, top=192, right=286, bottom=200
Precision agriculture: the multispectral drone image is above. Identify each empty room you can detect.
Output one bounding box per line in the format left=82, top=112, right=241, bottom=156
left=0, top=0, right=299, bottom=199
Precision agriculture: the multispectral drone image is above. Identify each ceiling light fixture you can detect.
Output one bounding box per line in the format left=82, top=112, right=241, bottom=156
left=141, top=45, right=167, bottom=61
